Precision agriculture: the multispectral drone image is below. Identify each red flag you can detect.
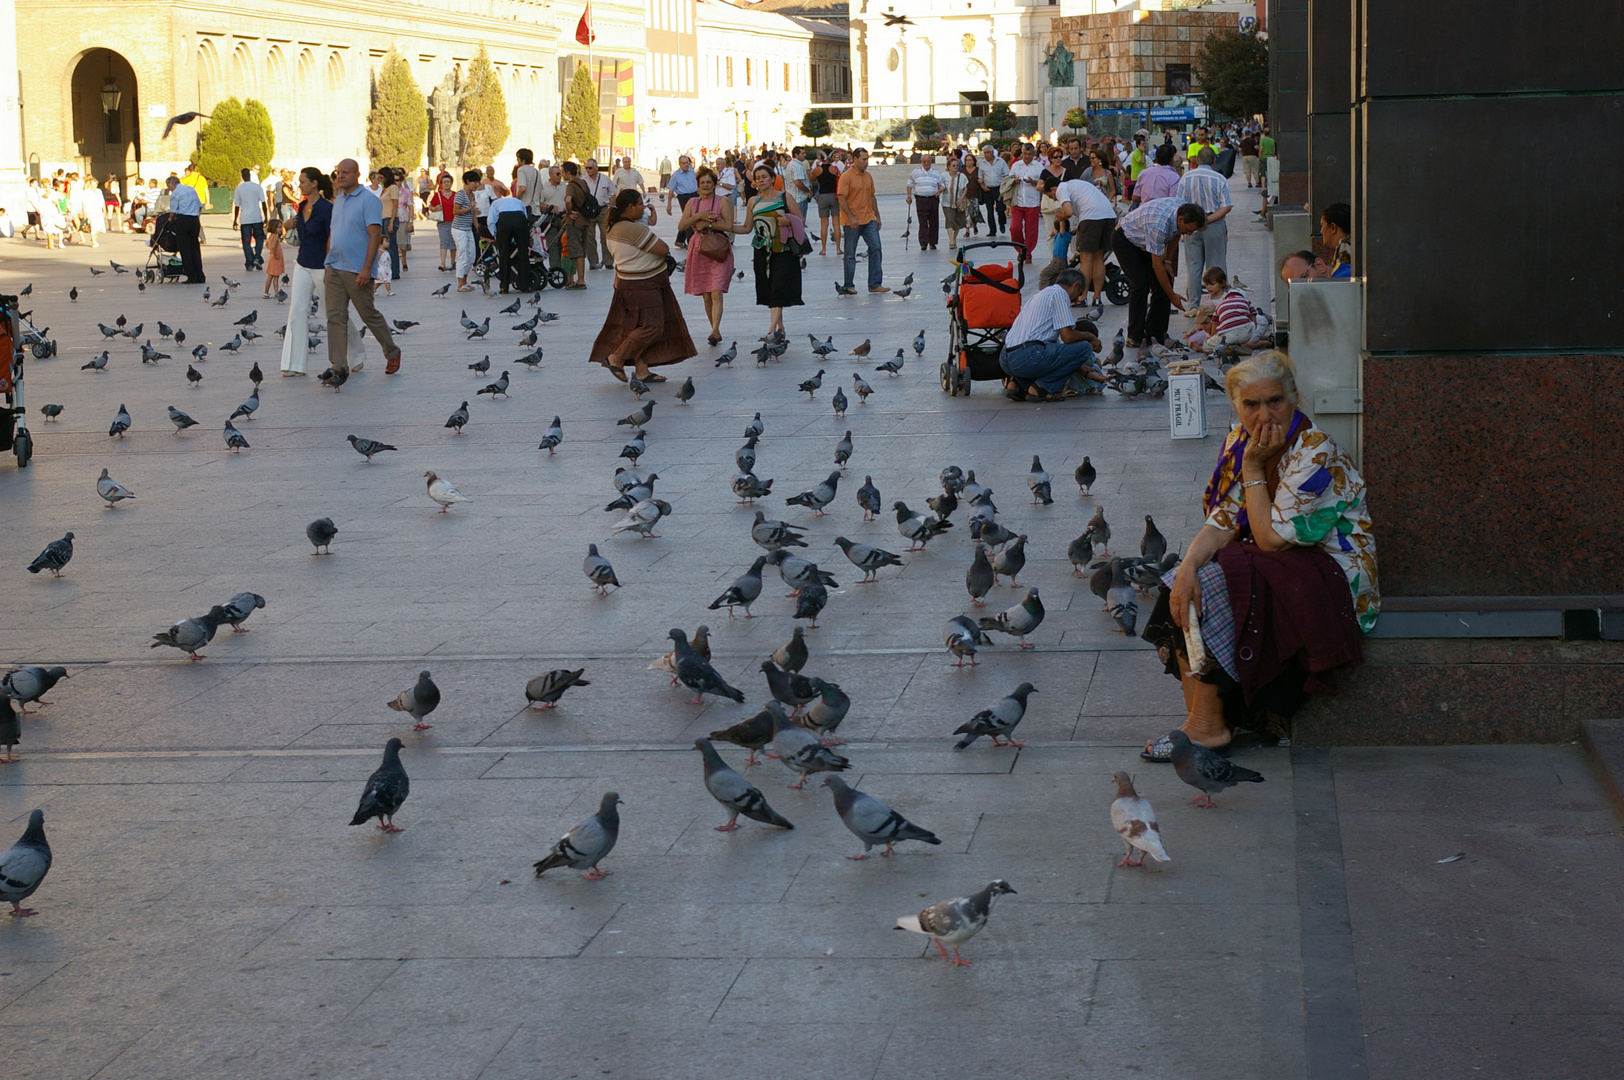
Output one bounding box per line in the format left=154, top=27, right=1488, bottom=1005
left=575, top=4, right=595, bottom=45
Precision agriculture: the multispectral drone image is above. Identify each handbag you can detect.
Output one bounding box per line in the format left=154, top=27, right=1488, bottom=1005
left=696, top=229, right=731, bottom=262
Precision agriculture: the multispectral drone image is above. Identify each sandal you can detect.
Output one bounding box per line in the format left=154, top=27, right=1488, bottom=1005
left=1140, top=734, right=1175, bottom=762
left=606, top=364, right=628, bottom=383
left=707, top=333, right=722, bottom=346
left=642, top=373, right=667, bottom=382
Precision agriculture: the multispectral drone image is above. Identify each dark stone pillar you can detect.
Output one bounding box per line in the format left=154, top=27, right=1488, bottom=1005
left=1306, top=0, right=1350, bottom=222
left=1268, top=0, right=1309, bottom=208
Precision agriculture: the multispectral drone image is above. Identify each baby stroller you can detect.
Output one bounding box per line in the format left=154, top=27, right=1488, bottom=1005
left=940, top=240, right=1025, bottom=397
left=143, top=216, right=186, bottom=283
left=1, top=295, right=35, bottom=467
left=473, top=214, right=569, bottom=292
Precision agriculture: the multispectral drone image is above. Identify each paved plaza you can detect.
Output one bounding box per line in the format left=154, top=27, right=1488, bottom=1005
left=3, top=206, right=1622, bottom=1079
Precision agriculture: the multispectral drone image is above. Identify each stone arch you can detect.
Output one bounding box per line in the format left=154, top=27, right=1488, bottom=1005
left=326, top=52, right=344, bottom=94
left=67, top=48, right=140, bottom=198
left=197, top=37, right=222, bottom=111
left=230, top=41, right=255, bottom=99
left=264, top=46, right=290, bottom=161
left=297, top=48, right=316, bottom=94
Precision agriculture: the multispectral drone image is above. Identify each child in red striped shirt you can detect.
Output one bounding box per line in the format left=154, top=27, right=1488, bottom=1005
left=1200, top=266, right=1255, bottom=351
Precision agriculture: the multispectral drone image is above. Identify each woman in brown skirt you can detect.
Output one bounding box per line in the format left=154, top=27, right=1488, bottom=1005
left=589, top=189, right=697, bottom=382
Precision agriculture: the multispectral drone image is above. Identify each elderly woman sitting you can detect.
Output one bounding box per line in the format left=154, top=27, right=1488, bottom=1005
left=1141, top=351, right=1379, bottom=760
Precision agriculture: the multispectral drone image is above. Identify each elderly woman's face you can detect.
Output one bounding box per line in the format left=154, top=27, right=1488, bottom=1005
left=1234, top=378, right=1295, bottom=441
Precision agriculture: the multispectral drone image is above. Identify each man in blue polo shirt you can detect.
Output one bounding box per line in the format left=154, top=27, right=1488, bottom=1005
left=165, top=175, right=206, bottom=283
left=324, top=158, right=402, bottom=377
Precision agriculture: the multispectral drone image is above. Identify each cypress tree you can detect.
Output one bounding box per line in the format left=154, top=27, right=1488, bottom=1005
left=366, top=50, right=428, bottom=170
left=555, top=64, right=600, bottom=163
left=458, top=46, right=510, bottom=168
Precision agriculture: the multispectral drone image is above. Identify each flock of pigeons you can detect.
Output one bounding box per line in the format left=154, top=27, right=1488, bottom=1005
left=6, top=257, right=1270, bottom=965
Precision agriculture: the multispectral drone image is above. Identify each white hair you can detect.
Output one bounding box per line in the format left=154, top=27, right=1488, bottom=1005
left=1225, top=350, right=1299, bottom=407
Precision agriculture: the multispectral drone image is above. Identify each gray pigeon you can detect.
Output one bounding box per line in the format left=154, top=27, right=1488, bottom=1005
left=736, top=435, right=759, bottom=475
left=538, top=416, right=563, bottom=453
left=618, top=429, right=646, bottom=464
left=676, top=376, right=696, bottom=405
left=96, top=468, right=136, bottom=507
left=1075, top=457, right=1096, bottom=495
left=799, top=678, right=850, bottom=745
left=943, top=615, right=991, bottom=667
left=584, top=544, right=621, bottom=595
left=186, top=364, right=203, bottom=387
left=349, top=738, right=409, bottom=832
left=533, top=792, right=623, bottom=879
left=798, top=369, right=825, bottom=397
left=220, top=591, right=266, bottom=633
left=468, top=355, right=491, bottom=376
left=695, top=739, right=794, bottom=831
left=445, top=401, right=470, bottom=434
left=0, top=698, right=18, bottom=762
left=852, top=372, right=874, bottom=403
left=27, top=533, right=75, bottom=577
left=709, top=708, right=777, bottom=765
left=833, top=536, right=903, bottom=583
left=973, top=519, right=1015, bottom=550
left=833, top=430, right=852, bottom=467
left=167, top=405, right=199, bottom=432
left=771, top=627, right=808, bottom=673
left=223, top=419, right=250, bottom=453
left=1067, top=531, right=1094, bottom=577
left=149, top=606, right=229, bottom=660
left=752, top=511, right=807, bottom=551
left=476, top=370, right=510, bottom=398
left=768, top=702, right=850, bottom=788
left=608, top=497, right=670, bottom=537
left=765, top=550, right=838, bottom=593
left=671, top=628, right=746, bottom=704
left=0, top=810, right=52, bottom=915
left=1090, top=561, right=1114, bottom=610
left=760, top=660, right=818, bottom=714
left=108, top=403, right=130, bottom=438
left=953, top=683, right=1037, bottom=749
left=824, top=775, right=941, bottom=858
left=1142, top=515, right=1167, bottom=562
left=793, top=581, right=828, bottom=626
left=1168, top=729, right=1265, bottom=808
left=1085, top=504, right=1110, bottom=554
left=82, top=351, right=109, bottom=371
left=896, top=879, right=1016, bottom=966
left=786, top=471, right=841, bottom=515
left=940, top=466, right=965, bottom=494
left=926, top=489, right=958, bottom=521
left=618, top=400, right=654, bottom=427
left=992, top=534, right=1028, bottom=587
left=386, top=670, right=441, bottom=730
left=978, top=587, right=1045, bottom=649
left=831, top=387, right=849, bottom=417
left=894, top=501, right=953, bottom=550
left=856, top=476, right=881, bottom=520
left=1107, top=558, right=1139, bottom=635
left=1028, top=456, right=1053, bottom=504
left=732, top=473, right=774, bottom=503
left=526, top=669, right=590, bottom=709
left=230, top=388, right=259, bottom=420
left=2, top=666, right=69, bottom=713
left=744, top=412, right=764, bottom=438
left=708, top=556, right=767, bottom=618
left=307, top=518, right=338, bottom=554
left=966, top=543, right=995, bottom=605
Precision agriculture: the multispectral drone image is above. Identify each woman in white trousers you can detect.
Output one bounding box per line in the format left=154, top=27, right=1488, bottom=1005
left=281, top=167, right=366, bottom=375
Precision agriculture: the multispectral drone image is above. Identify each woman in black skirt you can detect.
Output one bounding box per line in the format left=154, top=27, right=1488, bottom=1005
left=743, top=163, right=805, bottom=341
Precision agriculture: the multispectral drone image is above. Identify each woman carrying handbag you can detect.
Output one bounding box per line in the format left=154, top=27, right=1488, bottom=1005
left=678, top=166, right=746, bottom=346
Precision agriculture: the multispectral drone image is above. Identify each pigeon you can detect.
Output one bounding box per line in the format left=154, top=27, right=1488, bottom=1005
left=460, top=309, right=479, bottom=330
left=714, top=342, right=738, bottom=367
left=233, top=309, right=258, bottom=327
left=538, top=416, right=564, bottom=454
left=606, top=472, right=660, bottom=511
left=476, top=371, right=510, bottom=398
left=1, top=666, right=69, bottom=713
left=516, top=344, right=543, bottom=364
left=1107, top=558, right=1139, bottom=635
left=744, top=412, right=765, bottom=438
left=123, top=322, right=145, bottom=340
left=19, top=283, right=31, bottom=296
left=619, top=429, right=647, bottom=463
left=97, top=322, right=120, bottom=338
left=349, top=739, right=410, bottom=832
left=275, top=289, right=289, bottom=303
left=307, top=518, right=338, bottom=554
left=832, top=387, right=849, bottom=417
left=425, top=471, right=470, bottom=512
left=240, top=328, right=263, bottom=343
left=526, top=669, right=590, bottom=709
left=751, top=511, right=807, bottom=551
left=317, top=367, right=347, bottom=391
left=966, top=543, right=995, bottom=605
left=466, top=317, right=491, bottom=340
left=1067, top=532, right=1094, bottom=577
left=221, top=275, right=242, bottom=289
left=709, top=556, right=767, bottom=618
left=798, top=369, right=826, bottom=397
left=583, top=544, right=620, bottom=594
left=793, top=581, right=828, bottom=626
left=1027, top=457, right=1053, bottom=505
left=708, top=708, right=776, bottom=765
left=943, top=615, right=991, bottom=667
left=149, top=606, right=228, bottom=660
left=108, top=404, right=130, bottom=438
left=445, top=401, right=470, bottom=434
left=833, top=536, right=903, bottom=583
left=961, top=471, right=985, bottom=502
left=96, top=468, right=136, bottom=506
left=346, top=435, right=398, bottom=462
left=627, top=375, right=650, bottom=398
left=0, top=699, right=17, bottom=763
left=1089, top=561, right=1114, bottom=610
left=676, top=376, right=696, bottom=405
left=533, top=792, right=622, bottom=879
left=768, top=702, right=850, bottom=788
left=734, top=434, right=759, bottom=475
left=894, top=501, right=953, bottom=550
left=786, top=471, right=840, bottom=515
left=765, top=550, right=838, bottom=593
left=1142, top=516, right=1167, bottom=562
left=799, top=678, right=850, bottom=745
left=670, top=627, right=745, bottom=704
left=824, top=775, right=940, bottom=857
left=992, top=534, right=1028, bottom=587
left=833, top=430, right=853, bottom=467
left=39, top=404, right=63, bottom=421
left=619, top=400, right=654, bottom=427
left=1085, top=505, right=1110, bottom=554
left=431, top=283, right=451, bottom=297
left=856, top=476, right=881, bottom=521
left=217, top=591, right=267, bottom=634
left=468, top=355, right=491, bottom=376
left=1111, top=771, right=1170, bottom=866
left=875, top=351, right=905, bottom=376
left=184, top=364, right=203, bottom=387
left=82, top=351, right=109, bottom=371
left=498, top=297, right=521, bottom=315
left=809, top=336, right=837, bottom=358
left=248, top=363, right=264, bottom=389
left=903, top=273, right=915, bottom=287
left=732, top=473, right=774, bottom=502
left=954, top=683, right=1037, bottom=749
left=0, top=810, right=52, bottom=916
left=211, top=290, right=230, bottom=307
left=695, top=739, right=794, bottom=831
left=978, top=587, right=1045, bottom=649
left=27, top=533, right=74, bottom=577
left=761, top=660, right=818, bottom=714
left=847, top=338, right=872, bottom=358
left=609, top=497, right=671, bottom=537
left=393, top=319, right=419, bottom=333
left=895, top=879, right=1015, bottom=966
left=1073, top=456, right=1097, bottom=496
left=230, top=388, right=259, bottom=420
left=139, top=341, right=169, bottom=363
left=386, top=670, right=441, bottom=731
left=1168, top=729, right=1265, bottom=808
left=849, top=374, right=876, bottom=409
left=893, top=286, right=913, bottom=299
left=771, top=627, right=809, bottom=673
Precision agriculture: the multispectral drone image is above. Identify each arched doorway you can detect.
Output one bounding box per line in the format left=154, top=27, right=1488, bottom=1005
left=70, top=49, right=140, bottom=194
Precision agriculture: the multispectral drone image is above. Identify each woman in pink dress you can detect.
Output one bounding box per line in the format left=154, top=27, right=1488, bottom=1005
left=677, top=166, right=745, bottom=345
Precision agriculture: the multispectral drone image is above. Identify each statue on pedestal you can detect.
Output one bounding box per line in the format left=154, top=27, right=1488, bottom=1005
left=1043, top=41, right=1075, bottom=88
left=428, top=70, right=464, bottom=168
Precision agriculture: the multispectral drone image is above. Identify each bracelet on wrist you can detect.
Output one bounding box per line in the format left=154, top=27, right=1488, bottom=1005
left=1242, top=479, right=1267, bottom=490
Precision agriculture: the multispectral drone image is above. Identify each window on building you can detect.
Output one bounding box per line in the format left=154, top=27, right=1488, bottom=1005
left=960, top=90, right=988, bottom=118
left=784, top=62, right=790, bottom=90
left=1166, top=63, right=1192, bottom=95
left=726, top=56, right=733, bottom=87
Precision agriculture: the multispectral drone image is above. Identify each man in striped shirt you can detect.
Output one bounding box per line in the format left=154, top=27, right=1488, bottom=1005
left=1111, top=198, right=1207, bottom=353
left=1174, top=148, right=1233, bottom=315
left=906, top=154, right=945, bottom=250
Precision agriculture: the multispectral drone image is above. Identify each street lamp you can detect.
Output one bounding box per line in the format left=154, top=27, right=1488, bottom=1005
left=100, top=76, right=122, bottom=114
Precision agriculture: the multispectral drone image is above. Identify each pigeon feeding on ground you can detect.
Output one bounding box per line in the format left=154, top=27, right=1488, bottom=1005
left=108, top=404, right=130, bottom=438
left=1168, top=730, right=1266, bottom=808
left=583, top=544, right=620, bottom=595
left=761, top=660, right=817, bottom=714
left=307, top=518, right=338, bottom=554
left=0, top=810, right=52, bottom=915
left=39, top=404, right=64, bottom=421
left=979, top=587, right=1045, bottom=649
left=1111, top=771, right=1170, bottom=867
left=670, top=628, right=746, bottom=704
left=219, top=592, right=266, bottom=633
left=786, top=471, right=840, bottom=516
left=425, top=471, right=470, bottom=512
left=765, top=550, right=838, bottom=595
left=533, top=792, right=622, bottom=880
left=695, top=739, right=794, bottom=831
left=708, top=708, right=776, bottom=766
left=526, top=669, right=590, bottom=710
left=2, top=666, right=69, bottom=715
left=954, top=683, right=1037, bottom=749
left=96, top=468, right=136, bottom=507
left=894, top=501, right=953, bottom=550
left=150, top=606, right=229, bottom=660
left=732, top=473, right=774, bottom=502
left=966, top=544, right=995, bottom=605
left=709, top=556, right=767, bottom=618
left=317, top=367, right=347, bottom=391
left=387, top=670, right=441, bottom=731
left=768, top=703, right=849, bottom=788
left=833, top=537, right=902, bottom=583
left=943, top=615, right=990, bottom=667
left=825, top=775, right=941, bottom=858
left=27, top=533, right=75, bottom=577
left=538, top=416, right=564, bottom=453
left=349, top=738, right=410, bottom=832
left=609, top=498, right=671, bottom=537
left=896, top=879, right=1015, bottom=967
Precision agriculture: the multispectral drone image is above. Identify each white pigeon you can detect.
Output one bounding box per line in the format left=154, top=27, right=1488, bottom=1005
left=1110, top=771, right=1170, bottom=867
left=609, top=498, right=672, bottom=538
left=896, top=879, right=1016, bottom=967
left=96, top=468, right=136, bottom=507
left=424, top=470, right=470, bottom=513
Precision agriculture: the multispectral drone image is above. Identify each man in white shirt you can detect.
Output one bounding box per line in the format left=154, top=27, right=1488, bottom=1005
left=1174, top=147, right=1233, bottom=313
left=583, top=158, right=618, bottom=270
left=785, top=147, right=812, bottom=220
left=977, top=145, right=1009, bottom=236
left=999, top=269, right=1104, bottom=399
left=513, top=148, right=543, bottom=221
left=613, top=156, right=645, bottom=193
left=1007, top=143, right=1045, bottom=264
left=535, top=164, right=568, bottom=274
left=1042, top=174, right=1118, bottom=312
left=905, top=153, right=945, bottom=250
left=231, top=168, right=267, bottom=272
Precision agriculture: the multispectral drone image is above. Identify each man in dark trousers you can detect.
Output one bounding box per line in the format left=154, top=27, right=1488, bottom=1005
left=1111, top=198, right=1205, bottom=354
left=165, top=176, right=205, bottom=283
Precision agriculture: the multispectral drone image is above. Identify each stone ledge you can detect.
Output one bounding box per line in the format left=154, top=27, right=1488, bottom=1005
left=1579, top=719, right=1624, bottom=824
